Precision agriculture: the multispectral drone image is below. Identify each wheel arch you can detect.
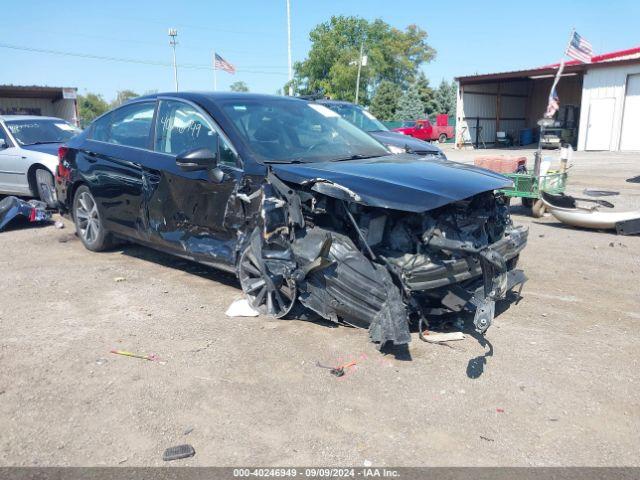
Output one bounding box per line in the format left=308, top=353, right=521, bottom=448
left=26, top=163, right=54, bottom=196
left=68, top=180, right=89, bottom=219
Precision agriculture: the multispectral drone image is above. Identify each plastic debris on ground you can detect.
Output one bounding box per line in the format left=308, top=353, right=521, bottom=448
left=225, top=298, right=260, bottom=317
left=0, top=196, right=51, bottom=232
left=54, top=220, right=65, bottom=229
left=583, top=189, right=619, bottom=197
left=162, top=444, right=195, bottom=461
left=110, top=349, right=160, bottom=362
left=316, top=360, right=357, bottom=377
left=420, top=331, right=466, bottom=343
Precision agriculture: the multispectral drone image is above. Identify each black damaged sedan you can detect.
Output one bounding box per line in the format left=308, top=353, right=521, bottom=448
left=56, top=92, right=528, bottom=345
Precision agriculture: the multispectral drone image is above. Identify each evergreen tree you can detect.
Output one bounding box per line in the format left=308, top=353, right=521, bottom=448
left=370, top=80, right=401, bottom=120
left=432, top=80, right=457, bottom=115
left=394, top=85, right=425, bottom=121
left=415, top=72, right=436, bottom=115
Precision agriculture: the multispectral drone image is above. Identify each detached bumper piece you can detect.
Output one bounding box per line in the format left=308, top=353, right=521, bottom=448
left=0, top=196, right=51, bottom=232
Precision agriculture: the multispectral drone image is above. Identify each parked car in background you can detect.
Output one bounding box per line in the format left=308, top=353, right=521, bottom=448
left=317, top=99, right=446, bottom=157
left=393, top=116, right=454, bottom=143
left=56, top=92, right=527, bottom=345
left=0, top=115, right=80, bottom=206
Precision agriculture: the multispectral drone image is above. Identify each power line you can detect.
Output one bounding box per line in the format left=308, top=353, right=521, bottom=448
left=11, top=27, right=292, bottom=59
left=0, top=43, right=289, bottom=76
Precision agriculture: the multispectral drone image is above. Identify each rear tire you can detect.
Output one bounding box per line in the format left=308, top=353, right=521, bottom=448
left=34, top=168, right=55, bottom=207
left=72, top=185, right=113, bottom=251
left=438, top=133, right=447, bottom=143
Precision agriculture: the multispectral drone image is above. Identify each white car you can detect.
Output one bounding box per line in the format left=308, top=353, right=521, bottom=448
left=0, top=115, right=81, bottom=206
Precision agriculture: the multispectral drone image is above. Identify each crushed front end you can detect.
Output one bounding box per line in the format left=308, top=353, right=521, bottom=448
left=239, top=170, right=528, bottom=347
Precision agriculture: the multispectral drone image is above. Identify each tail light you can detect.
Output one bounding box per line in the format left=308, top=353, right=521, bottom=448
left=56, top=145, right=71, bottom=181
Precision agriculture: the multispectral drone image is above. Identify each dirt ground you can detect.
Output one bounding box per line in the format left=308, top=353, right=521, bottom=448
left=0, top=148, right=638, bottom=467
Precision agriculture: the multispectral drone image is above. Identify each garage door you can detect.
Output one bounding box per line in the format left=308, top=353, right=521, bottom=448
left=620, top=74, right=640, bottom=151
left=585, top=98, right=615, bottom=151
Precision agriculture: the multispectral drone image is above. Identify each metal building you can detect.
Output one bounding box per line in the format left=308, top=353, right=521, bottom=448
left=455, top=46, right=640, bottom=151
left=0, top=85, right=79, bottom=125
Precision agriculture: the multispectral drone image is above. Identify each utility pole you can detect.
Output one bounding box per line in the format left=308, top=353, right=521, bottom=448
left=168, top=28, right=179, bottom=92
left=355, top=41, right=364, bottom=104
left=286, top=0, right=293, bottom=96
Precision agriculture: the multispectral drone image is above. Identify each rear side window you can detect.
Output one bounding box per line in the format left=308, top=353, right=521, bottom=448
left=89, top=102, right=155, bottom=149
left=154, top=100, right=238, bottom=166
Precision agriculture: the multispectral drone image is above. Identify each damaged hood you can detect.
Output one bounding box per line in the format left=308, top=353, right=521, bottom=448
left=270, top=154, right=512, bottom=212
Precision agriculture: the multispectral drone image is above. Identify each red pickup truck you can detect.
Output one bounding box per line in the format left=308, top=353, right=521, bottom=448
left=393, top=115, right=454, bottom=143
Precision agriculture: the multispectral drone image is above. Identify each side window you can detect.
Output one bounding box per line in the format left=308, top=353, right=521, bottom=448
left=219, top=140, right=237, bottom=166
left=89, top=103, right=155, bottom=149
left=90, top=113, right=112, bottom=142
left=154, top=100, right=238, bottom=166
left=109, top=103, right=155, bottom=148
left=0, top=125, right=10, bottom=147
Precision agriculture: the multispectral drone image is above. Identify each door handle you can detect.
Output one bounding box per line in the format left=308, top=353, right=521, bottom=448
left=86, top=151, right=98, bottom=163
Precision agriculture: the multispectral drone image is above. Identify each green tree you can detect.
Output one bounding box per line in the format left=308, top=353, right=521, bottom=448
left=370, top=80, right=401, bottom=120
left=293, top=16, right=436, bottom=104
left=230, top=81, right=249, bottom=92
left=395, top=85, right=425, bottom=121
left=77, top=93, right=109, bottom=127
left=432, top=80, right=457, bottom=115
left=415, top=72, right=436, bottom=115
left=111, top=90, right=139, bottom=108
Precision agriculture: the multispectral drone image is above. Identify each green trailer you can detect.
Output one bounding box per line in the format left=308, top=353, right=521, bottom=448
left=499, top=171, right=568, bottom=217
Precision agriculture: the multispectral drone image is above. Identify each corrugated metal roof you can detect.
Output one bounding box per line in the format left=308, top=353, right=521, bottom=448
left=0, top=85, right=77, bottom=99
left=457, top=46, right=640, bottom=84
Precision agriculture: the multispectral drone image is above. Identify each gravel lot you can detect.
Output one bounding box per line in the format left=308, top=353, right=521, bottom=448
left=0, top=148, right=638, bottom=466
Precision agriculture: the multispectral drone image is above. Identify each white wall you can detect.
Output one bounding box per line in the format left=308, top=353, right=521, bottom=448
left=0, top=97, right=77, bottom=123
left=578, top=62, right=640, bottom=151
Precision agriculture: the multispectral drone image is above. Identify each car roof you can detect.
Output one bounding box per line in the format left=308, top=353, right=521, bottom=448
left=132, top=91, right=308, bottom=106
left=316, top=99, right=358, bottom=106
left=0, top=115, right=65, bottom=122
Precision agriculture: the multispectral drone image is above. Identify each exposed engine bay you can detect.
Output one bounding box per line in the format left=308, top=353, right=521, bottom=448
left=237, top=170, right=528, bottom=346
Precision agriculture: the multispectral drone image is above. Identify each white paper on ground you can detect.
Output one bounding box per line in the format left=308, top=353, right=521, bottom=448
left=225, top=298, right=260, bottom=317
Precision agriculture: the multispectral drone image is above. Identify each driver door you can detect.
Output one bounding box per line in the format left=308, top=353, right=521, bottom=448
left=0, top=124, right=29, bottom=195
left=145, top=98, right=243, bottom=268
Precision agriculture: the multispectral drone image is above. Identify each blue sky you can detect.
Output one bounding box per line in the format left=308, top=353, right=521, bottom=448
left=2, top=0, right=639, bottom=101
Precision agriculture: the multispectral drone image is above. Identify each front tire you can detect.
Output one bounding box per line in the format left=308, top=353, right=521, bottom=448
left=73, top=186, right=112, bottom=251
left=238, top=231, right=297, bottom=318
left=438, top=133, right=447, bottom=143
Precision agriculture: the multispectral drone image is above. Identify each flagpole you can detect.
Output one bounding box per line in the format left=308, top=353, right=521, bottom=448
left=547, top=28, right=574, bottom=103
left=213, top=51, right=217, bottom=91
left=536, top=28, right=575, bottom=176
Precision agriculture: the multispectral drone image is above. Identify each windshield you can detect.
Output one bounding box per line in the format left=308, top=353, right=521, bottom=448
left=323, top=103, right=388, bottom=132
left=220, top=99, right=390, bottom=163
left=5, top=119, right=80, bottom=145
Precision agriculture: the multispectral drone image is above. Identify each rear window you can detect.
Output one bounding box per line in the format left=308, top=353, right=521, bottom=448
left=5, top=119, right=80, bottom=145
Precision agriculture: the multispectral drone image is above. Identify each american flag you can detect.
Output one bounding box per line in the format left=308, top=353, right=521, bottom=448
left=214, top=53, right=236, bottom=74
left=544, top=87, right=560, bottom=118
left=566, top=31, right=593, bottom=63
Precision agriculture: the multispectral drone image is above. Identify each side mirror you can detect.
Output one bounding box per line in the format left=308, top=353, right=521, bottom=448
left=176, top=147, right=218, bottom=172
